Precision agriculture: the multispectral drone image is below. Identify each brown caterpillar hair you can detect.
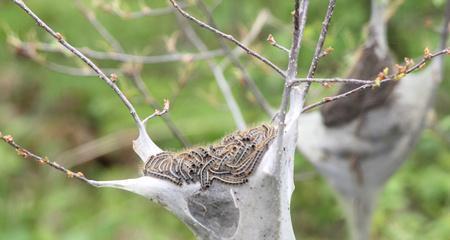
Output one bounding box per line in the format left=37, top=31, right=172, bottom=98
left=143, top=124, right=276, bottom=190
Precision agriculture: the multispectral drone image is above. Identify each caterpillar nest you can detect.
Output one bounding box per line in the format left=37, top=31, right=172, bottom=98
left=143, top=124, right=276, bottom=190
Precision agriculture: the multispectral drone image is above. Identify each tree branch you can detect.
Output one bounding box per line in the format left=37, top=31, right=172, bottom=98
left=175, top=11, right=247, bottom=130
left=128, top=73, right=191, bottom=146
left=97, top=0, right=193, bottom=19
left=76, top=0, right=124, bottom=52
left=219, top=10, right=271, bottom=68
left=305, top=0, right=336, bottom=82
left=12, top=0, right=139, bottom=127
left=11, top=0, right=162, bottom=160
left=302, top=48, right=450, bottom=112
left=196, top=0, right=275, bottom=117
left=1, top=133, right=90, bottom=183
left=169, top=0, right=286, bottom=78
left=267, top=34, right=290, bottom=54
left=75, top=0, right=190, bottom=147
left=293, top=77, right=374, bottom=85
left=275, top=0, right=308, bottom=147
left=21, top=41, right=225, bottom=64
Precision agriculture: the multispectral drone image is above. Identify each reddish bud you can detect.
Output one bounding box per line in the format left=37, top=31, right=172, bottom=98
left=267, top=34, right=276, bottom=45
left=3, top=135, right=13, bottom=143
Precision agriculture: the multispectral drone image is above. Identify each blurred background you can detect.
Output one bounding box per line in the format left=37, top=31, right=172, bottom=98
left=0, top=0, right=449, bottom=239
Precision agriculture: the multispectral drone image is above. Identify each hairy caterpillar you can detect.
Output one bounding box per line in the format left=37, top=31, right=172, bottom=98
left=143, top=124, right=276, bottom=189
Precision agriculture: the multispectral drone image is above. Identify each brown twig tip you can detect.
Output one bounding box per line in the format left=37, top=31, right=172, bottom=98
left=267, top=34, right=276, bottom=45
left=266, top=34, right=290, bottom=53
left=143, top=99, right=170, bottom=124
left=2, top=135, right=14, bottom=143
left=155, top=99, right=170, bottom=115
left=424, top=47, right=432, bottom=59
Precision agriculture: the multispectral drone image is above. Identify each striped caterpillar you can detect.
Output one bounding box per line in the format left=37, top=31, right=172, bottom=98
left=143, top=124, right=276, bottom=189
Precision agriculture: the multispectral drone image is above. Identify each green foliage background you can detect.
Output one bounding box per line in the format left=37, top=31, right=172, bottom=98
left=0, top=0, right=449, bottom=239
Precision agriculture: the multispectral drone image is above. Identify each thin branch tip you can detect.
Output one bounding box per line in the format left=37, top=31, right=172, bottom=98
left=169, top=0, right=286, bottom=77
left=302, top=47, right=450, bottom=112
left=143, top=99, right=171, bottom=124
left=267, top=33, right=290, bottom=54
left=1, top=134, right=90, bottom=183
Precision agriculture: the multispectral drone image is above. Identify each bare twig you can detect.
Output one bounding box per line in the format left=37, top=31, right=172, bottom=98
left=98, top=0, right=192, bottom=19
left=293, top=77, right=374, bottom=85
left=128, top=73, right=190, bottom=146
left=12, top=37, right=190, bottom=146
left=303, top=83, right=372, bottom=112
left=12, top=0, right=145, bottom=130
left=267, top=34, right=290, bottom=54
left=175, top=11, right=247, bottom=130
left=76, top=0, right=124, bottom=52
left=8, top=39, right=120, bottom=76
left=75, top=1, right=190, bottom=146
left=440, top=0, right=450, bottom=51
left=25, top=41, right=225, bottom=64
left=1, top=132, right=90, bottom=183
left=143, top=99, right=170, bottom=124
left=196, top=0, right=274, bottom=116
left=45, top=60, right=119, bottom=76
left=219, top=10, right=271, bottom=68
left=305, top=0, right=336, bottom=81
left=169, top=0, right=286, bottom=78
left=275, top=0, right=309, bottom=161
left=302, top=48, right=450, bottom=112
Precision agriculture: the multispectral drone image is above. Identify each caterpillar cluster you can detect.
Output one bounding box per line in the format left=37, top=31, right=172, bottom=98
left=143, top=124, right=276, bottom=189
